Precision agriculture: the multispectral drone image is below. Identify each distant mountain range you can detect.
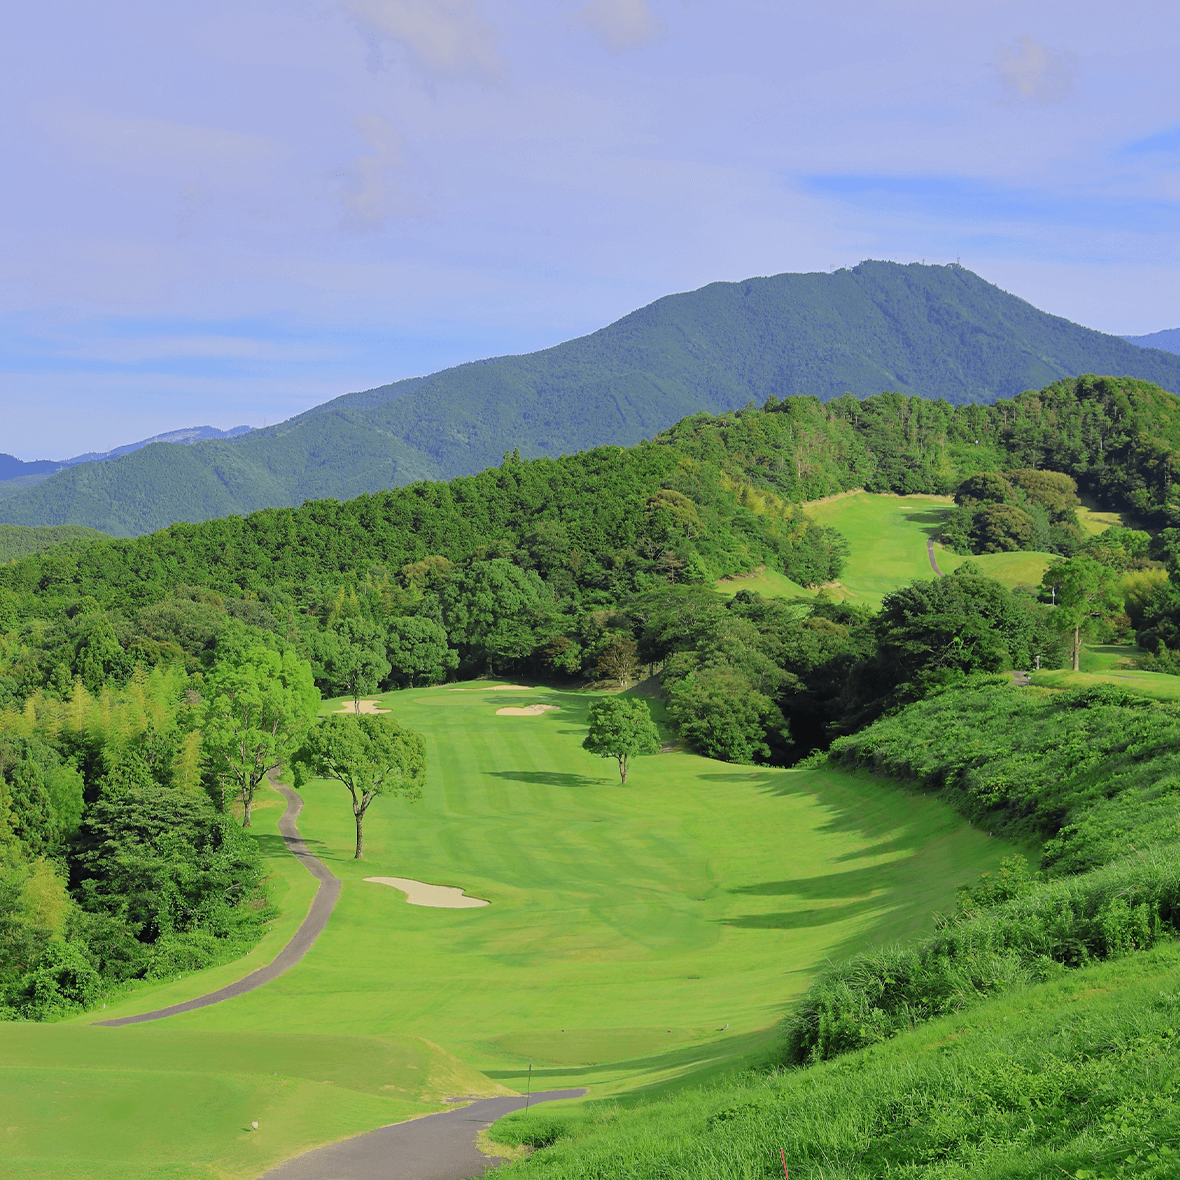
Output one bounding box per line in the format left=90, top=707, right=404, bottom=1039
left=5, top=260, right=1180, bottom=538
left=0, top=424, right=254, bottom=486
left=1124, top=328, right=1180, bottom=354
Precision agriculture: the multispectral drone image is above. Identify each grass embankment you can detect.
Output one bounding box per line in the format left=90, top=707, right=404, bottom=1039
left=4, top=684, right=1013, bottom=1178
left=491, top=943, right=1180, bottom=1179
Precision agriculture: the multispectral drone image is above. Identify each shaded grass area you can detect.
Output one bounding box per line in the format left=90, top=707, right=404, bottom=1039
left=490, top=943, right=1180, bottom=1180
left=7, top=683, right=1010, bottom=1177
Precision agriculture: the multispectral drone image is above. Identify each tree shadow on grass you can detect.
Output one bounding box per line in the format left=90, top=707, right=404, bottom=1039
left=251, top=832, right=330, bottom=856
left=484, top=770, right=608, bottom=789
left=902, top=506, right=953, bottom=538
left=723, top=899, right=886, bottom=930
left=483, top=1027, right=778, bottom=1093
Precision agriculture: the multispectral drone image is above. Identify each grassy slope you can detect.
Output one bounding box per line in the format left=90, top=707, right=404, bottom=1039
left=754, top=491, right=1053, bottom=608
left=491, top=943, right=1180, bottom=1180
left=4, top=686, right=1015, bottom=1178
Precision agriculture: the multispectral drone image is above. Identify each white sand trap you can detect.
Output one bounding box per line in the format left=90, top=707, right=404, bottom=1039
left=333, top=699, right=391, bottom=715
left=364, top=877, right=489, bottom=908
left=447, top=684, right=531, bottom=692
left=496, top=704, right=560, bottom=716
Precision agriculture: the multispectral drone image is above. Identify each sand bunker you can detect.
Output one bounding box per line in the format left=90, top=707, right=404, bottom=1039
left=333, top=699, right=391, bottom=715
left=364, top=877, right=489, bottom=908
left=495, top=704, right=560, bottom=717
left=448, top=684, right=531, bottom=692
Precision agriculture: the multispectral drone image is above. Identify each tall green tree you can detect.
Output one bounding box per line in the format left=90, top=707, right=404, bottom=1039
left=386, top=616, right=457, bottom=687
left=318, top=618, right=392, bottom=712
left=441, top=559, right=553, bottom=675
left=582, top=696, right=660, bottom=784
left=201, top=646, right=320, bottom=826
left=293, top=714, right=426, bottom=858
left=1042, top=556, right=1123, bottom=671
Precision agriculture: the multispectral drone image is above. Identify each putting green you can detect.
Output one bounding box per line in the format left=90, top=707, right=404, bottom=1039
left=8, top=683, right=1018, bottom=1178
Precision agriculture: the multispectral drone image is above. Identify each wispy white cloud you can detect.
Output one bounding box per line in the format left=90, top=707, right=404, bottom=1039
left=995, top=34, right=1077, bottom=106
left=571, top=0, right=664, bottom=53
left=341, top=0, right=506, bottom=82
left=334, top=112, right=413, bottom=231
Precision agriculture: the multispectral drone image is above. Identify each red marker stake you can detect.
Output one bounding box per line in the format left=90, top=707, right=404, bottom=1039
left=780, top=1147, right=789, bottom=1178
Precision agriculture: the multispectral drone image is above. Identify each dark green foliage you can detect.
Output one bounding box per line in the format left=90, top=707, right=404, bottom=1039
left=385, top=616, right=457, bottom=687
left=441, top=559, right=555, bottom=675
left=830, top=681, right=1180, bottom=869
left=851, top=572, right=1061, bottom=714
left=774, top=680, right=1180, bottom=1064
left=71, top=777, right=271, bottom=945
left=6, top=263, right=1180, bottom=536
left=666, top=665, right=784, bottom=763
left=0, top=735, right=84, bottom=856
left=0, top=524, right=106, bottom=563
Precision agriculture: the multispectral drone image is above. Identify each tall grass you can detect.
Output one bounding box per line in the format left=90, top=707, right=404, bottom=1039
left=495, top=945, right=1180, bottom=1179
left=784, top=847, right=1180, bottom=1064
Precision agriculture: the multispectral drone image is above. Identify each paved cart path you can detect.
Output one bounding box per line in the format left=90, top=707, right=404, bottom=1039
left=259, top=1090, right=588, bottom=1180
left=927, top=537, right=945, bottom=577
left=94, top=779, right=340, bottom=1027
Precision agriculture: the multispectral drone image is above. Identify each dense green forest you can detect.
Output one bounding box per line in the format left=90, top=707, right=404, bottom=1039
left=6, top=262, right=1180, bottom=536
left=0, top=524, right=108, bottom=565
left=5, top=373, right=1180, bottom=1030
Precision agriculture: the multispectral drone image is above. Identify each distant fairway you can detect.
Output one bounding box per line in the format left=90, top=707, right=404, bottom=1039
left=722, top=491, right=1057, bottom=607
left=5, top=684, right=1018, bottom=1178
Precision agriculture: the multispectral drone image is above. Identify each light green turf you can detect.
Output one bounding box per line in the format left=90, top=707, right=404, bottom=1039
left=1030, top=665, right=1180, bottom=700
left=715, top=567, right=812, bottom=601
left=7, top=683, right=1017, bottom=1177
left=715, top=493, right=1058, bottom=608
left=802, top=492, right=947, bottom=606
left=1075, top=502, right=1128, bottom=537
left=801, top=492, right=1055, bottom=605
left=1080, top=644, right=1145, bottom=673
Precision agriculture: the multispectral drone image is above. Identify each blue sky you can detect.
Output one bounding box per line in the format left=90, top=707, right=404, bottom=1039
left=2, top=0, right=1177, bottom=458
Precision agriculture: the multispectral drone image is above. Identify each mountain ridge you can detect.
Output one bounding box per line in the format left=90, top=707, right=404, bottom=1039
left=6, top=260, right=1180, bottom=537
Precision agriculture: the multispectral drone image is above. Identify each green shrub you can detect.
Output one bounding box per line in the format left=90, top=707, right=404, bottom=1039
left=783, top=850, right=1179, bottom=1065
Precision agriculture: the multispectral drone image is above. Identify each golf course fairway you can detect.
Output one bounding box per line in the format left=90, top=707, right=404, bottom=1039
left=2, top=684, right=1020, bottom=1179
left=803, top=491, right=1053, bottom=602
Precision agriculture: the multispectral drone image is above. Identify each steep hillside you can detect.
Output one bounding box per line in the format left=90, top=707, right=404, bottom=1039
left=7, top=262, right=1180, bottom=537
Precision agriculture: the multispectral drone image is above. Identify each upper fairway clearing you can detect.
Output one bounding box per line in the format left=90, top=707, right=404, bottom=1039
left=722, top=492, right=1058, bottom=607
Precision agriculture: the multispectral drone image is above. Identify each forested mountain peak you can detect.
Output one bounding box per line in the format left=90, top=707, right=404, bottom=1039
left=5, top=262, right=1180, bottom=538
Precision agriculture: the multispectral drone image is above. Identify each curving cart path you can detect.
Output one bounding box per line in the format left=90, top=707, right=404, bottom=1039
left=91, top=778, right=582, bottom=1180
left=259, top=1090, right=588, bottom=1180
left=93, top=780, right=341, bottom=1027
left=926, top=537, right=945, bottom=577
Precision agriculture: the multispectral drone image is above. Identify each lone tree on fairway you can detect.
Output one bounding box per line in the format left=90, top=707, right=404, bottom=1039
left=582, top=696, right=660, bottom=784
left=293, top=714, right=426, bottom=858
left=1042, top=555, right=1122, bottom=671
left=202, top=646, right=320, bottom=827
